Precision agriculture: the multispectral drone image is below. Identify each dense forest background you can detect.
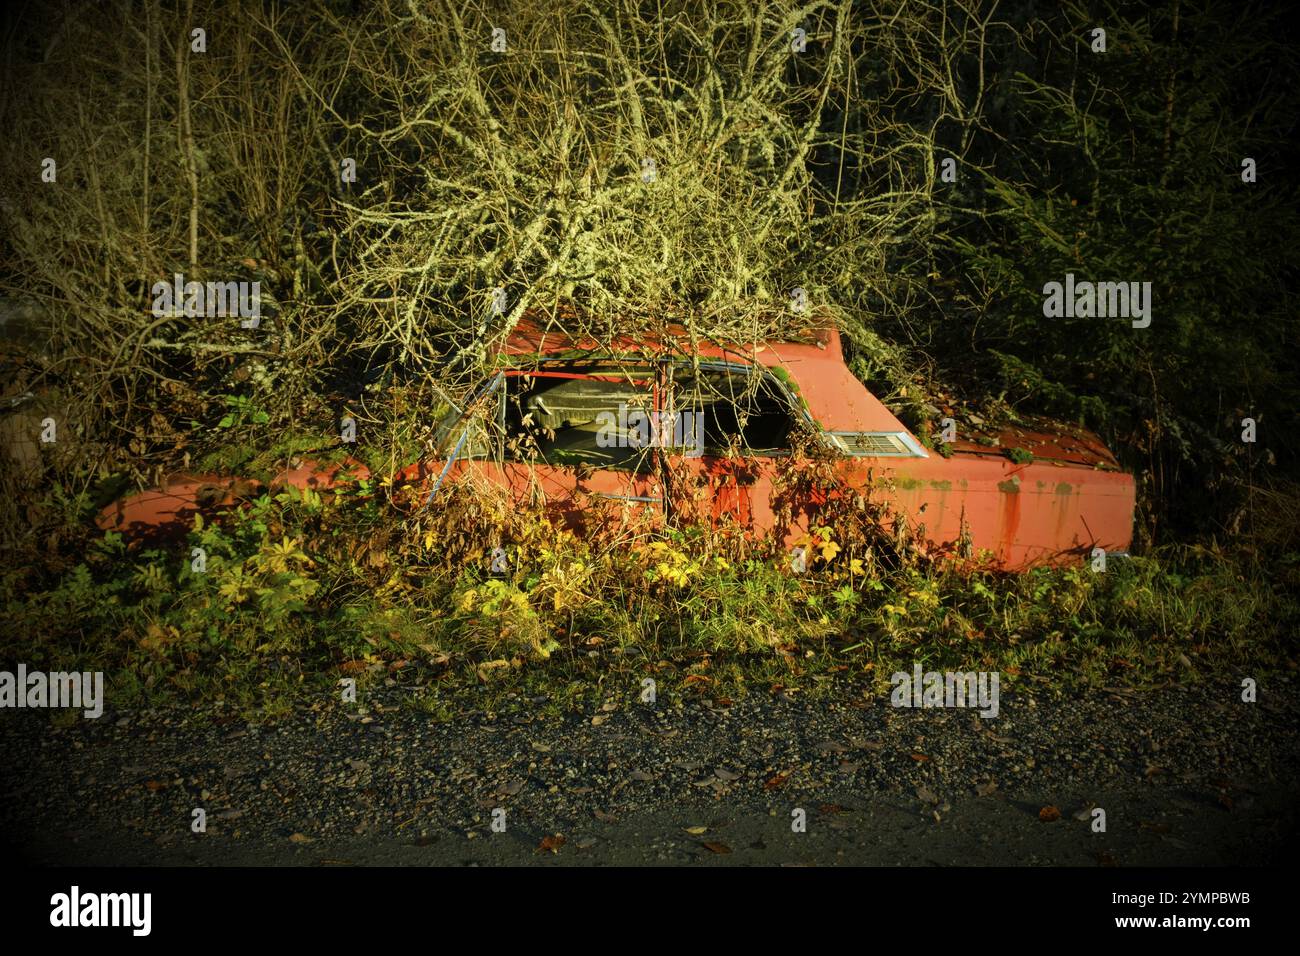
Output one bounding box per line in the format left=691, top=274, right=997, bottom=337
left=3, top=0, right=1296, bottom=542
left=1, top=1, right=1297, bottom=706
left=2, top=1, right=1300, bottom=712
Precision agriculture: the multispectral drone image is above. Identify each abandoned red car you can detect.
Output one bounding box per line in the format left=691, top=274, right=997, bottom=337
left=98, top=321, right=1135, bottom=569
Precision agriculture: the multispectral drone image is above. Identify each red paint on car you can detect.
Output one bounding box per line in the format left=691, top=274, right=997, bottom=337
left=97, top=320, right=1135, bottom=569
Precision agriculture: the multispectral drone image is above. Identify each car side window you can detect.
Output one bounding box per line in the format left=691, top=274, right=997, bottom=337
left=502, top=370, right=657, bottom=472
left=671, top=365, right=797, bottom=455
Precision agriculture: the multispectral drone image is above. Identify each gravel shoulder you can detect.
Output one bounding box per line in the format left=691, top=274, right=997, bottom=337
left=3, top=680, right=1298, bottom=866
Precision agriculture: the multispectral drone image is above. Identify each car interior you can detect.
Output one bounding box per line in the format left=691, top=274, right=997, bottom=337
left=497, top=365, right=800, bottom=469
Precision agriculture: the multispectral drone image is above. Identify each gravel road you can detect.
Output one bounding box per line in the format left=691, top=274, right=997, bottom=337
left=3, top=679, right=1298, bottom=866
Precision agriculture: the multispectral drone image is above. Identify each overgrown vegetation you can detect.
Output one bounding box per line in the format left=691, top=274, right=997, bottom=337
left=1, top=424, right=1294, bottom=715
left=1, top=1, right=1297, bottom=713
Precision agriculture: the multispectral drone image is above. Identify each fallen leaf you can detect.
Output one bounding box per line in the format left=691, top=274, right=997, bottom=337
left=684, top=825, right=709, bottom=835
left=910, top=753, right=930, bottom=763
left=537, top=834, right=566, bottom=854
left=978, top=725, right=1013, bottom=744
left=701, top=841, right=732, bottom=854
left=1039, top=805, right=1061, bottom=823
left=764, top=771, right=790, bottom=790
left=289, top=832, right=314, bottom=843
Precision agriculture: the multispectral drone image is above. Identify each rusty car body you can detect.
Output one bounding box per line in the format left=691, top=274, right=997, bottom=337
left=98, top=321, right=1135, bottom=569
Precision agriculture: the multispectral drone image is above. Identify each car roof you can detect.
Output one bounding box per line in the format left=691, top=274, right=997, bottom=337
left=499, top=314, right=913, bottom=434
